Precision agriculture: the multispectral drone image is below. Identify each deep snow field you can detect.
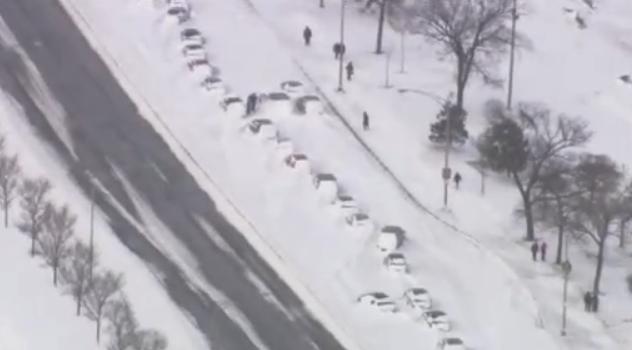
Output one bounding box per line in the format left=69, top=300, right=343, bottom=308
left=2, top=0, right=631, bottom=349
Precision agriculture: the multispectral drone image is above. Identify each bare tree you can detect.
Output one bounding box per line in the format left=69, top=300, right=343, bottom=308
left=567, top=153, right=625, bottom=307
left=531, top=155, right=578, bottom=264
left=416, top=0, right=514, bottom=110
left=627, top=274, right=632, bottom=295
left=480, top=103, right=591, bottom=240
left=61, top=241, right=98, bottom=316
left=84, top=270, right=124, bottom=343
left=106, top=296, right=139, bottom=350
left=135, top=330, right=168, bottom=350
left=38, top=204, right=76, bottom=286
left=16, top=177, right=52, bottom=256
left=0, top=154, right=22, bottom=228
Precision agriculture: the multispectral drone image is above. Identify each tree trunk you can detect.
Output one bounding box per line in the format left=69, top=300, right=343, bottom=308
left=3, top=203, right=7, bottom=228
left=592, top=237, right=606, bottom=307
left=521, top=193, right=535, bottom=241
left=620, top=221, right=626, bottom=248
left=375, top=0, right=386, bottom=54
left=96, top=317, right=101, bottom=343
left=53, top=264, right=58, bottom=286
left=555, top=225, right=564, bottom=265
left=30, top=231, right=36, bottom=256
left=76, top=295, right=82, bottom=316
left=319, top=0, right=324, bottom=8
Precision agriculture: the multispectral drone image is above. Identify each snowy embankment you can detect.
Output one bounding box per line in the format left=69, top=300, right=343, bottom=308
left=242, top=0, right=632, bottom=348
left=0, top=54, right=208, bottom=350
left=55, top=0, right=561, bottom=349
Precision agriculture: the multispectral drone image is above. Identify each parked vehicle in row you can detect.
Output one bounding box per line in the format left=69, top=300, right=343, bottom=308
left=247, top=119, right=276, bottom=140
left=376, top=225, right=405, bottom=253
left=180, top=28, right=205, bottom=45
left=422, top=310, right=451, bottom=331
left=166, top=0, right=190, bottom=23
left=383, top=252, right=409, bottom=273
left=403, top=287, right=432, bottom=310
left=332, top=194, right=358, bottom=216
left=182, top=43, right=207, bottom=60
left=284, top=153, right=308, bottom=169
left=345, top=212, right=371, bottom=228
left=436, top=337, right=465, bottom=350
left=201, top=76, right=224, bottom=93
left=356, top=292, right=397, bottom=313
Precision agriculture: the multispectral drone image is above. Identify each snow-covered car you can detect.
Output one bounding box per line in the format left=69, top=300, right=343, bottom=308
left=187, top=58, right=213, bottom=77
left=180, top=28, right=205, bottom=45
left=166, top=1, right=190, bottom=23
left=383, top=252, right=409, bottom=273
left=182, top=43, right=207, bottom=60
left=294, top=95, right=323, bottom=115
left=280, top=80, right=304, bottom=95
left=247, top=119, right=277, bottom=140
left=284, top=153, right=308, bottom=168
left=274, top=136, right=294, bottom=157
left=345, top=212, right=371, bottom=228
left=423, top=310, right=451, bottom=331
left=332, top=194, right=359, bottom=215
left=356, top=292, right=397, bottom=313
left=404, top=288, right=432, bottom=310
left=377, top=225, right=405, bottom=253
left=436, top=337, right=465, bottom=350
left=312, top=173, right=337, bottom=189
left=201, top=76, right=225, bottom=94
left=259, top=92, right=292, bottom=114
left=220, top=95, right=243, bottom=111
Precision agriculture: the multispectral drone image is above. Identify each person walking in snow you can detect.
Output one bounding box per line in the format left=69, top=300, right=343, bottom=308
left=530, top=242, right=539, bottom=262
left=362, top=111, right=370, bottom=131
left=345, top=61, right=354, bottom=81
left=453, top=172, right=462, bottom=190
left=333, top=43, right=341, bottom=59
left=303, top=26, right=312, bottom=46
left=246, top=93, right=258, bottom=115
left=583, top=291, right=592, bottom=312
left=592, top=293, right=599, bottom=312
left=540, top=241, right=548, bottom=261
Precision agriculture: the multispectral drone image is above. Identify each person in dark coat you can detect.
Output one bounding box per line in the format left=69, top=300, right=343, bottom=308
left=592, top=293, right=599, bottom=312
left=583, top=291, right=592, bottom=312
left=453, top=172, right=462, bottom=190
left=362, top=111, right=370, bottom=130
left=246, top=93, right=258, bottom=115
left=345, top=61, right=354, bottom=81
left=540, top=241, right=548, bottom=261
left=303, top=26, right=312, bottom=46
left=530, top=242, right=538, bottom=261
left=333, top=43, right=341, bottom=59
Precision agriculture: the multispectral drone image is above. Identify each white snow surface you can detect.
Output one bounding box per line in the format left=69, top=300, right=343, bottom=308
left=16, top=0, right=632, bottom=349
left=0, top=94, right=208, bottom=350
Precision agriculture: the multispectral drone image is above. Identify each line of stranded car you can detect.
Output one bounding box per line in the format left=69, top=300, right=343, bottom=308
left=162, top=1, right=466, bottom=348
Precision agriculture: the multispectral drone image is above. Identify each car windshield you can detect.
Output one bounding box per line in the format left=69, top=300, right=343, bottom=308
left=428, top=311, right=445, bottom=317
left=411, top=288, right=427, bottom=295
left=186, top=45, right=202, bottom=50
left=446, top=338, right=463, bottom=345
left=373, top=292, right=388, bottom=299
left=183, top=29, right=199, bottom=37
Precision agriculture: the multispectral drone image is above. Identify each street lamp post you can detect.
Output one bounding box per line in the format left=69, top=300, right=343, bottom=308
left=506, top=0, right=518, bottom=109
left=561, top=235, right=572, bottom=336
left=337, top=0, right=346, bottom=92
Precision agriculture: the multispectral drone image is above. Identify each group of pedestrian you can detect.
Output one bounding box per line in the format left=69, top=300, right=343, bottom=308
left=530, top=241, right=548, bottom=262
left=583, top=291, right=599, bottom=312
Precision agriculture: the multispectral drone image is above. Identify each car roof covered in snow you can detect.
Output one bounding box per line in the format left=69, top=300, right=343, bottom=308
left=315, top=173, right=336, bottom=181
left=445, top=338, right=463, bottom=345
left=353, top=213, right=369, bottom=220
left=267, top=92, right=290, bottom=100
left=381, top=225, right=405, bottom=234
left=371, top=292, right=388, bottom=299
left=409, top=287, right=428, bottom=295
left=425, top=310, right=446, bottom=317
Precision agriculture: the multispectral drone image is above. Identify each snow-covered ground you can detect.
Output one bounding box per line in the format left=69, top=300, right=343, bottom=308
left=0, top=92, right=208, bottom=350
left=9, top=0, right=631, bottom=349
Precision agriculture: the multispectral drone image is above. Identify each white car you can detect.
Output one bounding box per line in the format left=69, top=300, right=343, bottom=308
left=182, top=43, right=207, bottom=60
left=403, top=288, right=432, bottom=310
left=423, top=310, right=451, bottom=331
left=437, top=337, right=465, bottom=350
left=357, top=292, right=397, bottom=313
left=180, top=28, right=205, bottom=45
left=345, top=212, right=371, bottom=227
left=247, top=119, right=277, bottom=140
left=383, top=252, right=409, bottom=273
left=332, top=195, right=358, bottom=214
left=280, top=80, right=304, bottom=95
left=201, top=76, right=224, bottom=93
